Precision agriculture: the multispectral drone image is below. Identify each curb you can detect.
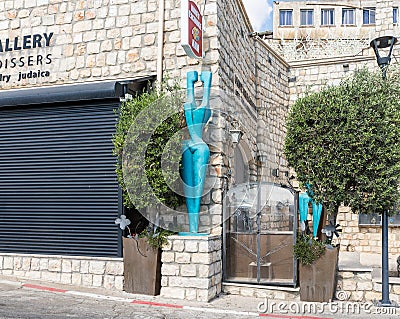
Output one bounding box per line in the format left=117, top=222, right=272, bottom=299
left=21, top=283, right=332, bottom=319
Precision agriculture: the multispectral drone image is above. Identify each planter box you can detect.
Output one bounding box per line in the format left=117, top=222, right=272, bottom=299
left=123, top=237, right=161, bottom=295
left=299, top=246, right=339, bottom=302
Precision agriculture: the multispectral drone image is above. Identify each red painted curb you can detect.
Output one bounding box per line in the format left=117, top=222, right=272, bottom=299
left=20, top=282, right=334, bottom=319
left=22, top=283, right=68, bottom=293
left=132, top=300, right=184, bottom=309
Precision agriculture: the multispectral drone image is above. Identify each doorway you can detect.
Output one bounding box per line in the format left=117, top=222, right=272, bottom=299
left=223, top=182, right=298, bottom=287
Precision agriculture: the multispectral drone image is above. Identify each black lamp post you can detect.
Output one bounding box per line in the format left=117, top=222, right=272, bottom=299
left=370, top=36, right=397, bottom=79
left=370, top=35, right=397, bottom=307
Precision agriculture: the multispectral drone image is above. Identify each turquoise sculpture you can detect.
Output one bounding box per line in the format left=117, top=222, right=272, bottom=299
left=180, top=71, right=212, bottom=234
left=298, top=192, right=323, bottom=238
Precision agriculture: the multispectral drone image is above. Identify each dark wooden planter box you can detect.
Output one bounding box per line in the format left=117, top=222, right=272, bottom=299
left=123, top=237, right=161, bottom=295
left=299, top=246, right=339, bottom=302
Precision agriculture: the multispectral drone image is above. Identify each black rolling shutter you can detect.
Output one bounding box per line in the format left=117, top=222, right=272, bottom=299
left=0, top=90, right=123, bottom=257
left=0, top=101, right=120, bottom=257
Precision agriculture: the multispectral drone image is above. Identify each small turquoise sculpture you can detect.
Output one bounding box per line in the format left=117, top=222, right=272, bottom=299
left=298, top=192, right=322, bottom=238
left=180, top=71, right=212, bottom=234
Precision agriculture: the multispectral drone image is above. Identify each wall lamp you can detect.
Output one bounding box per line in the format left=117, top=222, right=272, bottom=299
left=229, top=120, right=243, bottom=146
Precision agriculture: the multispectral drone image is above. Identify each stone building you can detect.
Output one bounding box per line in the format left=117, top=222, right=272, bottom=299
left=0, top=0, right=399, bottom=305
left=269, top=0, right=400, bottom=303
left=273, top=0, right=400, bottom=40
left=0, top=0, right=294, bottom=303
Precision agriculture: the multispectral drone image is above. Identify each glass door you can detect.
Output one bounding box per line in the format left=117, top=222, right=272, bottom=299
left=223, top=182, right=298, bottom=287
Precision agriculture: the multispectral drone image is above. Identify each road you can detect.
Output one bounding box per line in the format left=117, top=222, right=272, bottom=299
left=0, top=278, right=399, bottom=319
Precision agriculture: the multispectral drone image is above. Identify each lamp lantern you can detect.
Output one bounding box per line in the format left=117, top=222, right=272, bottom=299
left=370, top=36, right=397, bottom=79
left=230, top=126, right=243, bottom=145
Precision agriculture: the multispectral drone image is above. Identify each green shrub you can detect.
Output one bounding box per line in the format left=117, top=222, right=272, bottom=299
left=112, top=80, right=184, bottom=210
left=294, top=234, right=326, bottom=265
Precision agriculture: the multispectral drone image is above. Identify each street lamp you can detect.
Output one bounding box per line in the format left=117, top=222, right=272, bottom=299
left=370, top=35, right=397, bottom=307
left=370, top=36, right=397, bottom=79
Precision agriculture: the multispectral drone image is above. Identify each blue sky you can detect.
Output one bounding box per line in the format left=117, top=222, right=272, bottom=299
left=242, top=0, right=274, bottom=31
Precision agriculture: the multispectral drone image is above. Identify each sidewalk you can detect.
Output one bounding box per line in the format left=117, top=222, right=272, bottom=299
left=0, top=274, right=324, bottom=319
left=0, top=274, right=397, bottom=319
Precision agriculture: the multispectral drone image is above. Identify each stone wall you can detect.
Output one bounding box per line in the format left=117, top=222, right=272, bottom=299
left=376, top=0, right=395, bottom=37
left=255, top=40, right=290, bottom=179
left=217, top=0, right=291, bottom=184
left=0, top=0, right=219, bottom=89
left=337, top=207, right=400, bottom=270
left=223, top=283, right=299, bottom=300
left=288, top=56, right=376, bottom=104
left=160, top=235, right=222, bottom=302
left=273, top=0, right=398, bottom=40
left=0, top=253, right=123, bottom=290
left=337, top=269, right=400, bottom=303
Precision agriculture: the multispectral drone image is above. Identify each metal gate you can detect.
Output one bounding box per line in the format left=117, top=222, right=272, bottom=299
left=0, top=82, right=135, bottom=257
left=223, top=182, right=298, bottom=287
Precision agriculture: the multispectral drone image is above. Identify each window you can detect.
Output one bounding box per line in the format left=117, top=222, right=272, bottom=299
left=279, top=9, right=293, bottom=26
left=363, top=7, right=376, bottom=24
left=321, top=9, right=335, bottom=25
left=394, top=7, right=399, bottom=24
left=342, top=8, right=355, bottom=25
left=300, top=9, right=314, bottom=26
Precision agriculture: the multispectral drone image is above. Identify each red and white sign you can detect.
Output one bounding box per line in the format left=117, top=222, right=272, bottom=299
left=181, top=0, right=203, bottom=59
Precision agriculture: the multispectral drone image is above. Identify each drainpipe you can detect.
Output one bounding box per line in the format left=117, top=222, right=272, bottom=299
left=157, top=0, right=165, bottom=84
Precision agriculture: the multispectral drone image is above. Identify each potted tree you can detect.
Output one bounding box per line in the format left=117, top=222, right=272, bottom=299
left=285, top=68, right=400, bottom=301
left=115, top=213, right=172, bottom=295
left=294, top=225, right=340, bottom=302
left=113, top=79, right=184, bottom=295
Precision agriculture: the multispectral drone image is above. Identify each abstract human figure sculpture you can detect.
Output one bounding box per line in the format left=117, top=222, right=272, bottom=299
left=180, top=70, right=212, bottom=234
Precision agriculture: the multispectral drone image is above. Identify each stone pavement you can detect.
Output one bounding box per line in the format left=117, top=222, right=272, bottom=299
left=0, top=274, right=398, bottom=319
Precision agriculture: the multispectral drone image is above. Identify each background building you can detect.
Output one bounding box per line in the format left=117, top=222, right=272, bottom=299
left=273, top=0, right=400, bottom=40
left=0, top=0, right=399, bottom=304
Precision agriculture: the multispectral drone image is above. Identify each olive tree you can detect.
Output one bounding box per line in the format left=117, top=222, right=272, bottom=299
left=284, top=68, right=400, bottom=222
left=112, top=81, right=184, bottom=210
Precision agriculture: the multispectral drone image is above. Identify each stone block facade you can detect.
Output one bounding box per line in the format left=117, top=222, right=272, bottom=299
left=273, top=0, right=396, bottom=40
left=217, top=0, right=291, bottom=185
left=223, top=283, right=299, bottom=301
left=337, top=207, right=400, bottom=270
left=0, top=0, right=221, bottom=91
left=271, top=0, right=400, bottom=61
left=160, top=235, right=222, bottom=302
left=337, top=270, right=400, bottom=304
left=0, top=253, right=123, bottom=290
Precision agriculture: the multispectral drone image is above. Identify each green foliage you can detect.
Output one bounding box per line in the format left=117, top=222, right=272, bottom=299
left=294, top=233, right=326, bottom=265
left=285, top=68, right=400, bottom=216
left=140, top=226, right=174, bottom=250
left=112, top=80, right=184, bottom=210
